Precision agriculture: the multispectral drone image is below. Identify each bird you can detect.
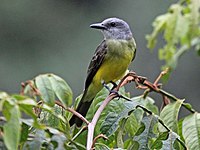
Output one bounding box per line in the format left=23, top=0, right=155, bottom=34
left=69, top=17, right=136, bottom=127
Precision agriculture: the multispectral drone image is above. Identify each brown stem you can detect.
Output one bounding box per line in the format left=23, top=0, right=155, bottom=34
left=56, top=101, right=90, bottom=125
left=67, top=107, right=90, bottom=125
left=20, top=80, right=41, bottom=96
left=154, top=68, right=169, bottom=85
left=86, top=72, right=135, bottom=149
left=87, top=93, right=117, bottom=149
left=20, top=82, right=26, bottom=95
left=91, top=134, right=108, bottom=149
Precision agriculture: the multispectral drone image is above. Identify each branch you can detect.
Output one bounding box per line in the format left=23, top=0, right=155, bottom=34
left=54, top=100, right=90, bottom=125
left=123, top=70, right=196, bottom=114
left=20, top=80, right=40, bottom=96
left=91, top=134, right=108, bottom=149
left=87, top=93, right=117, bottom=149
left=67, top=107, right=90, bottom=125
left=86, top=72, right=138, bottom=149
left=68, top=70, right=195, bottom=149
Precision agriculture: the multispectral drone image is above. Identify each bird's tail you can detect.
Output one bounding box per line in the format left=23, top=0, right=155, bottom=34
left=69, top=99, right=93, bottom=127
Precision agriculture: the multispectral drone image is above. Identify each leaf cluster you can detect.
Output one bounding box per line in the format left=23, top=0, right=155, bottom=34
left=146, top=0, right=200, bottom=73
left=0, top=73, right=200, bottom=150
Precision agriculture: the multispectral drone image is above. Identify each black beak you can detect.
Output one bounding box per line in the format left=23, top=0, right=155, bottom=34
left=90, top=23, right=107, bottom=30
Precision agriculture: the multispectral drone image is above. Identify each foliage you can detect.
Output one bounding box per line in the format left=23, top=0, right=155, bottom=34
left=0, top=0, right=200, bottom=150
left=146, top=0, right=200, bottom=74
left=0, top=72, right=198, bottom=150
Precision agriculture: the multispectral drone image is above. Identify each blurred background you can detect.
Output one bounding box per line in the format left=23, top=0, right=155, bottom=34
left=0, top=0, right=199, bottom=113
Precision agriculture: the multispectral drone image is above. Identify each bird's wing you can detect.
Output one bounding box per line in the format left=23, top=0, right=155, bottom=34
left=85, top=40, right=108, bottom=89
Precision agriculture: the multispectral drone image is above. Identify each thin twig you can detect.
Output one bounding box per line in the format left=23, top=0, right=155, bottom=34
left=20, top=82, right=26, bottom=95
left=71, top=126, right=87, bottom=141
left=136, top=105, right=153, bottom=115
left=91, top=134, right=108, bottom=149
left=20, top=80, right=41, bottom=96
left=158, top=118, right=170, bottom=132
left=67, top=108, right=90, bottom=125
left=56, top=100, right=91, bottom=125
left=153, top=68, right=169, bottom=85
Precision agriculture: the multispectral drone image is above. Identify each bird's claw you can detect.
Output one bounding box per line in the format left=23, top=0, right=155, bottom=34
left=101, top=81, right=118, bottom=91
left=109, top=81, right=117, bottom=90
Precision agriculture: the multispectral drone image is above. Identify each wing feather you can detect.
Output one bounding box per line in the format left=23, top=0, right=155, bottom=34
left=85, top=40, right=107, bottom=89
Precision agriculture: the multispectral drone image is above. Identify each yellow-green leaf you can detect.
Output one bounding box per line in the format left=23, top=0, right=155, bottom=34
left=35, top=74, right=55, bottom=106
left=159, top=100, right=183, bottom=132
left=182, top=113, right=200, bottom=150
left=3, top=106, right=21, bottom=150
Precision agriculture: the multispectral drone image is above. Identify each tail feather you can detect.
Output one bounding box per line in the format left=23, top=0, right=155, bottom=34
left=69, top=100, right=93, bottom=127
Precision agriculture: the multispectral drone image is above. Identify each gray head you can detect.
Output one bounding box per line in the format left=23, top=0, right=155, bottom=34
left=90, top=18, right=132, bottom=40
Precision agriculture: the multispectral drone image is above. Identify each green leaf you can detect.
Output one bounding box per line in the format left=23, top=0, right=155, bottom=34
left=162, top=131, right=180, bottom=150
left=133, top=115, right=158, bottom=150
left=39, top=104, right=64, bottom=129
left=19, top=102, right=37, bottom=118
left=67, top=141, right=86, bottom=150
left=146, top=14, right=169, bottom=49
left=182, top=102, right=196, bottom=113
left=35, top=74, right=73, bottom=107
left=45, top=127, right=67, bottom=149
left=2, top=101, right=13, bottom=121
left=3, top=105, right=21, bottom=150
left=35, top=74, right=55, bottom=106
left=100, top=112, right=119, bottom=137
left=151, top=132, right=169, bottom=149
left=100, top=101, right=138, bottom=137
left=124, top=96, right=158, bottom=138
left=125, top=113, right=140, bottom=137
left=23, top=130, right=45, bottom=150
left=15, top=96, right=43, bottom=128
left=0, top=91, right=9, bottom=99
left=177, top=118, right=185, bottom=145
left=182, top=113, right=200, bottom=150
left=130, top=96, right=159, bottom=114
left=48, top=74, right=73, bottom=107
left=95, top=143, right=110, bottom=150
left=116, top=120, right=126, bottom=148
left=142, top=96, right=159, bottom=115
left=191, top=0, right=200, bottom=30
left=159, top=100, right=183, bottom=132
left=164, top=4, right=187, bottom=44
left=146, top=1, right=200, bottom=71
left=51, top=134, right=66, bottom=149
left=124, top=139, right=133, bottom=149
left=20, top=122, right=29, bottom=144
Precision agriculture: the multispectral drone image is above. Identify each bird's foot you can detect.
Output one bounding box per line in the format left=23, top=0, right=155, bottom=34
left=101, top=81, right=119, bottom=96
left=101, top=81, right=131, bottom=101
left=109, top=89, right=131, bottom=101
left=109, top=81, right=117, bottom=90
left=101, top=81, right=111, bottom=91
left=109, top=89, right=120, bottom=97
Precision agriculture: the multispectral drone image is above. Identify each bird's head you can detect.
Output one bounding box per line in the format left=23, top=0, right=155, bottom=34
left=90, top=17, right=132, bottom=40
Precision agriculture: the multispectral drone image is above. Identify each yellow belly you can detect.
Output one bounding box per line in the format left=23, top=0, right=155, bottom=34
left=83, top=39, right=135, bottom=102
left=93, top=56, right=130, bottom=84
left=93, top=39, right=134, bottom=85
left=84, top=57, right=130, bottom=101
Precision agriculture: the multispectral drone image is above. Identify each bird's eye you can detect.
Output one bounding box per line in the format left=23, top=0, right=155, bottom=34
left=110, top=22, right=116, bottom=27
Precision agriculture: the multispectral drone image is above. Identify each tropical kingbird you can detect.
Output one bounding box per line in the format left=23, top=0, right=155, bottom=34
left=69, top=17, right=136, bottom=127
